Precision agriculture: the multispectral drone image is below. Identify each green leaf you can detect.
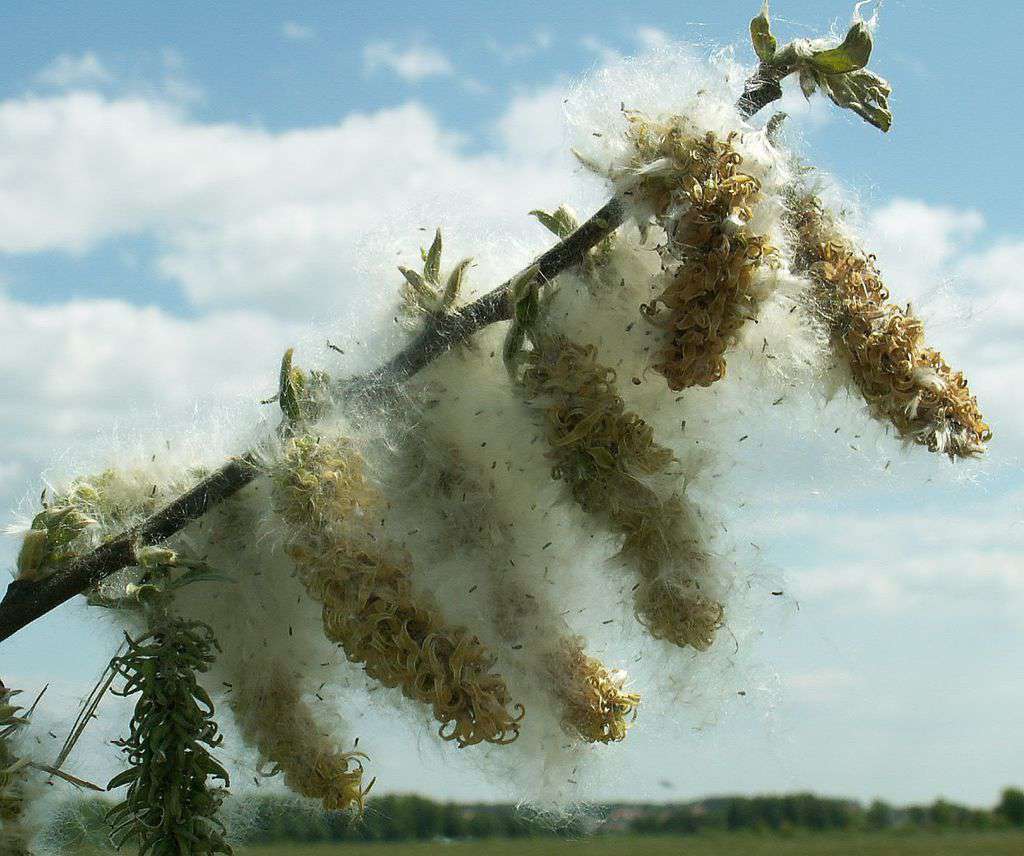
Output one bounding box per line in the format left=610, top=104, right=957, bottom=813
left=107, top=767, right=142, bottom=790
left=441, top=257, right=472, bottom=311
left=16, top=529, right=50, bottom=576
left=423, top=228, right=443, bottom=285
left=529, top=205, right=579, bottom=239
left=399, top=265, right=439, bottom=310
left=750, top=2, right=777, bottom=63
left=277, top=348, right=305, bottom=423
left=502, top=324, right=527, bottom=377
left=819, top=67, right=892, bottom=132
left=809, top=21, right=872, bottom=74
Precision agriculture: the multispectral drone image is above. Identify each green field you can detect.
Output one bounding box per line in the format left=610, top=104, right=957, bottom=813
left=225, top=831, right=1024, bottom=856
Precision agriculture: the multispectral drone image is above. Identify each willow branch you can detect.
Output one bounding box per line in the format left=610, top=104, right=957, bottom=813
left=0, top=83, right=781, bottom=645
left=737, top=62, right=787, bottom=119
left=0, top=203, right=623, bottom=644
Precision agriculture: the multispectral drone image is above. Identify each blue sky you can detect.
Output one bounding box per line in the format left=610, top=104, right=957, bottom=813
left=1, top=0, right=1023, bottom=810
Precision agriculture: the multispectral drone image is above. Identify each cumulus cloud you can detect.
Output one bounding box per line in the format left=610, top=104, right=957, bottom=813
left=635, top=26, right=671, bottom=51
left=0, top=293, right=299, bottom=465
left=580, top=35, right=623, bottom=66
left=484, top=30, right=552, bottom=63
left=362, top=40, right=453, bottom=82
left=0, top=90, right=597, bottom=319
left=34, top=52, right=112, bottom=89
left=280, top=21, right=315, bottom=41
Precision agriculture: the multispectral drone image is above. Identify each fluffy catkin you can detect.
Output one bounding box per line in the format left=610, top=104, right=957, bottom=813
left=274, top=434, right=523, bottom=749
left=0, top=684, right=35, bottom=856
left=788, top=192, right=990, bottom=459
left=519, top=335, right=723, bottom=651
left=597, top=114, right=778, bottom=390
left=228, top=663, right=368, bottom=812
left=492, top=576, right=639, bottom=745
left=548, top=637, right=640, bottom=745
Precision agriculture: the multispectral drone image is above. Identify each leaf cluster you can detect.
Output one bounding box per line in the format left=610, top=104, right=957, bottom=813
left=106, top=615, right=232, bottom=855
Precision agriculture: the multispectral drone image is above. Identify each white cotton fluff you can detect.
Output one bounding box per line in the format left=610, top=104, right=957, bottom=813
left=11, top=30, right=995, bottom=833
left=370, top=332, right=624, bottom=807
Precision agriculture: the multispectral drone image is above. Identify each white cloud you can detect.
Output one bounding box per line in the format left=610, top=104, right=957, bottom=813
left=281, top=21, right=315, bottom=41
left=362, top=40, right=453, bottom=82
left=0, top=293, right=299, bottom=467
left=495, top=85, right=568, bottom=160
left=484, top=30, right=552, bottom=63
left=783, top=667, right=857, bottom=702
left=35, top=52, right=112, bottom=89
left=867, top=198, right=984, bottom=301
left=635, top=26, right=670, bottom=51
left=863, top=199, right=1024, bottom=441
left=157, top=47, right=204, bottom=105
left=0, top=90, right=594, bottom=319
left=580, top=35, right=623, bottom=66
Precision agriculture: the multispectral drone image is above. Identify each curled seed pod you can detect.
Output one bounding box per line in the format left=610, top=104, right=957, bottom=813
left=106, top=614, right=232, bottom=856
left=549, top=639, right=640, bottom=744
left=622, top=116, right=777, bottom=389
left=275, top=436, right=524, bottom=749
left=230, top=665, right=368, bottom=813
left=0, top=683, right=34, bottom=856
left=494, top=580, right=641, bottom=745
left=789, top=193, right=990, bottom=459
left=633, top=578, right=723, bottom=653
left=520, top=335, right=724, bottom=650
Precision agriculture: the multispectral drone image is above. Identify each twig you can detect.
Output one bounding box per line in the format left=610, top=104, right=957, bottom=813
left=0, top=83, right=781, bottom=645
left=52, top=642, right=124, bottom=773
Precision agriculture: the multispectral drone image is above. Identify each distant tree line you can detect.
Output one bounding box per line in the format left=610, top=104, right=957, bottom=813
left=47, top=787, right=1024, bottom=849
left=630, top=790, right=1024, bottom=836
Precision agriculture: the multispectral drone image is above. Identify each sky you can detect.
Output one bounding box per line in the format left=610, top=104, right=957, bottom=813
left=1, top=0, right=1022, bottom=811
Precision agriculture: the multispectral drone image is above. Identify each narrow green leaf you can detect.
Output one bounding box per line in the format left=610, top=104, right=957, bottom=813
left=441, top=257, right=472, bottom=311
left=423, top=228, right=443, bottom=285
left=750, top=2, right=777, bottom=63
left=809, top=21, right=873, bottom=74
left=502, top=324, right=527, bottom=377
left=398, top=265, right=439, bottom=309
left=529, top=205, right=579, bottom=239
left=277, top=347, right=305, bottom=423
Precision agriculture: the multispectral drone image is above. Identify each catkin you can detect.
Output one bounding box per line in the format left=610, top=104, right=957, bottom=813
left=789, top=194, right=990, bottom=459
left=0, top=683, right=33, bottom=856
left=521, top=336, right=723, bottom=651
left=624, top=115, right=777, bottom=389
left=549, top=639, right=640, bottom=744
left=275, top=435, right=523, bottom=749
left=230, top=664, right=368, bottom=812
left=494, top=581, right=639, bottom=744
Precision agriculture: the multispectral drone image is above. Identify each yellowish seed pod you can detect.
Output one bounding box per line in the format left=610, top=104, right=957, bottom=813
left=520, top=335, right=724, bottom=651
left=230, top=664, right=369, bottom=813
left=789, top=194, right=990, bottom=459
left=549, top=639, right=640, bottom=744
left=275, top=436, right=524, bottom=749
left=623, top=120, right=777, bottom=390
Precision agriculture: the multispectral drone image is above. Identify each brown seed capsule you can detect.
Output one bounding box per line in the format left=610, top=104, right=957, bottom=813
left=520, top=335, right=724, bottom=651
left=549, top=638, right=640, bottom=744
left=788, top=194, right=990, bottom=459
left=230, top=664, right=368, bottom=813
left=276, top=436, right=524, bottom=749
left=621, top=116, right=778, bottom=389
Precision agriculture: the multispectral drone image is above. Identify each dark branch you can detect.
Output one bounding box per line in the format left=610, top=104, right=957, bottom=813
left=345, top=197, right=624, bottom=401
left=0, top=80, right=780, bottom=645
left=737, top=62, right=786, bottom=119
left=0, top=456, right=260, bottom=642
left=0, top=204, right=623, bottom=644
